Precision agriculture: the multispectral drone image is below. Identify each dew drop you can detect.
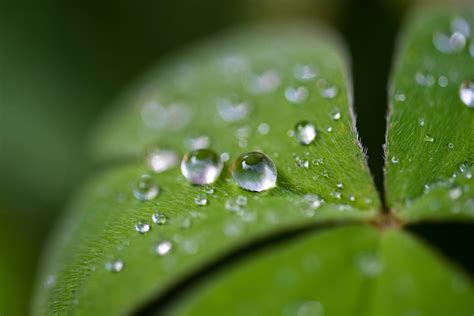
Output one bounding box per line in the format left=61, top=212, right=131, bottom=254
left=304, top=194, right=324, bottom=210
left=395, top=93, right=406, bottom=102
left=418, top=118, right=425, bottom=127
left=249, top=70, right=281, bottom=93
left=257, top=122, right=270, bottom=135
left=185, top=135, right=210, bottom=150
left=356, top=253, right=383, bottom=278
left=459, top=80, right=474, bottom=108
left=293, top=64, right=317, bottom=81
left=433, top=32, right=452, bottom=53
left=220, top=152, right=230, bottom=162
left=231, top=151, right=277, bottom=192
left=135, top=220, right=150, bottom=234
left=391, top=156, right=399, bottom=164
left=294, top=121, right=317, bottom=145
left=317, top=79, right=338, bottom=99
left=285, top=86, right=309, bottom=104
left=194, top=194, right=208, bottom=206
left=331, top=191, right=342, bottom=199
left=181, top=149, right=223, bottom=185
left=415, top=72, right=435, bottom=87
left=105, top=260, right=124, bottom=273
left=438, top=75, right=448, bottom=88
left=449, top=187, right=462, bottom=200
left=147, top=149, right=179, bottom=173
left=449, top=32, right=466, bottom=51
left=216, top=98, right=250, bottom=122
left=133, top=175, right=159, bottom=201
left=155, top=241, right=172, bottom=256
left=331, top=111, right=342, bottom=121
left=451, top=16, right=470, bottom=37
left=424, top=134, right=435, bottom=143
left=152, top=212, right=167, bottom=225
left=337, top=182, right=344, bottom=189
left=447, top=142, right=455, bottom=150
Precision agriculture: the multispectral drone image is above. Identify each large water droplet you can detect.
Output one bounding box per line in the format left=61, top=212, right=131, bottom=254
left=152, top=212, right=167, bottom=225
left=181, top=149, right=223, bottom=185
left=147, top=149, right=179, bottom=173
left=105, top=260, right=124, bottom=273
left=285, top=86, right=309, bottom=104
left=459, top=80, right=474, bottom=108
left=135, top=220, right=150, bottom=234
left=231, top=151, right=277, bottom=192
left=133, top=175, right=159, bottom=201
left=294, top=121, right=317, bottom=145
left=155, top=241, right=172, bottom=256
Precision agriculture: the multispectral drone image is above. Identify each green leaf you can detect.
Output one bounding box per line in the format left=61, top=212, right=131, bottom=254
left=33, top=24, right=379, bottom=315
left=385, top=8, right=474, bottom=222
left=166, top=226, right=474, bottom=316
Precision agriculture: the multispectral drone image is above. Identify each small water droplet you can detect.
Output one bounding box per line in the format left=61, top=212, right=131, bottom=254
left=205, top=186, right=215, bottom=195
left=293, top=64, right=317, bottom=81
left=438, top=75, right=449, bottom=87
left=447, top=142, right=455, bottom=150
left=147, top=149, right=179, bottom=173
left=285, top=86, right=309, bottom=104
left=449, top=32, right=466, bottom=51
left=105, top=260, right=124, bottom=273
left=356, top=253, right=383, bottom=278
left=216, top=98, right=250, bottom=122
left=391, top=156, right=399, bottom=164
left=415, top=72, right=435, bottom=87
left=181, top=149, right=223, bottom=185
left=155, top=241, right=172, bottom=256
left=185, top=135, right=210, bottom=150
left=44, top=275, right=56, bottom=288
left=424, top=134, right=435, bottom=143
left=433, top=32, right=452, bottom=53
left=451, top=16, right=470, bottom=37
left=336, top=182, right=344, bottom=189
left=194, top=194, right=208, bottom=206
left=152, top=212, right=167, bottom=225
left=220, top=152, right=230, bottom=162
left=418, top=118, right=425, bottom=126
left=395, top=94, right=406, bottom=102
left=331, top=191, right=342, bottom=199
left=349, top=194, right=356, bottom=202
left=133, top=175, right=159, bottom=201
left=326, top=127, right=333, bottom=133
left=304, top=194, right=324, bottom=210
left=459, top=79, right=474, bottom=108
left=294, top=121, right=317, bottom=145
left=231, top=151, right=277, bottom=192
left=295, top=157, right=309, bottom=169
left=449, top=187, right=462, bottom=200
left=249, top=70, right=281, bottom=93
left=257, top=122, right=270, bottom=135
left=331, top=111, right=342, bottom=121
left=317, top=79, right=338, bottom=99
left=135, top=220, right=150, bottom=234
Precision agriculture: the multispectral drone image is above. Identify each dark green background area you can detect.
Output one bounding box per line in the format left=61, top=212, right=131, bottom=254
left=0, top=0, right=431, bottom=315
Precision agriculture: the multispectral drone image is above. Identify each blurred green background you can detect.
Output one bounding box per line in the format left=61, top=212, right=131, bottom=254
left=0, top=0, right=411, bottom=314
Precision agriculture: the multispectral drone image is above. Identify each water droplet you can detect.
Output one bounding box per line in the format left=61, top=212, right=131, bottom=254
left=349, top=194, right=356, bottom=202
left=135, top=220, right=150, bottom=234
left=449, top=187, right=462, bottom=200
left=147, top=149, right=179, bottom=173
left=133, top=175, right=159, bottom=201
left=391, top=156, right=399, bottom=164
left=194, top=194, right=208, bottom=206
left=433, top=32, right=452, bottom=53
left=451, top=16, right=470, bottom=37
left=152, top=212, right=167, bottom=225
left=297, top=301, right=324, bottom=316
left=449, top=32, right=466, bottom=51
left=220, top=152, right=230, bottom=162
left=293, top=64, right=317, bottom=81
left=326, top=127, right=333, bottom=133
left=216, top=98, right=250, bottom=122
left=395, top=93, right=406, bottom=102
left=294, top=121, right=317, bottom=145
left=459, top=80, right=474, bottom=108
left=304, top=194, right=324, bottom=210
left=249, top=70, right=281, bottom=93
left=257, top=122, right=270, bottom=135
left=317, top=79, right=338, bottom=99
left=205, top=186, right=215, bottom=194
left=155, top=241, right=172, bottom=256
left=438, top=75, right=448, bottom=88
left=331, top=191, right=342, bottom=199
left=415, top=72, right=435, bottom=87
left=447, top=142, right=455, bottom=150
left=185, top=135, right=210, bottom=150
left=331, top=111, right=342, bottom=121
left=356, top=253, right=383, bottom=278
left=105, top=260, right=124, bottom=273
left=44, top=275, right=56, bottom=288
left=424, top=134, right=435, bottom=143
left=181, top=149, right=223, bottom=185
left=285, top=86, right=309, bottom=104
left=236, top=195, right=248, bottom=206
left=231, top=151, right=277, bottom=192
left=295, top=156, right=309, bottom=168
left=418, top=118, right=425, bottom=126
